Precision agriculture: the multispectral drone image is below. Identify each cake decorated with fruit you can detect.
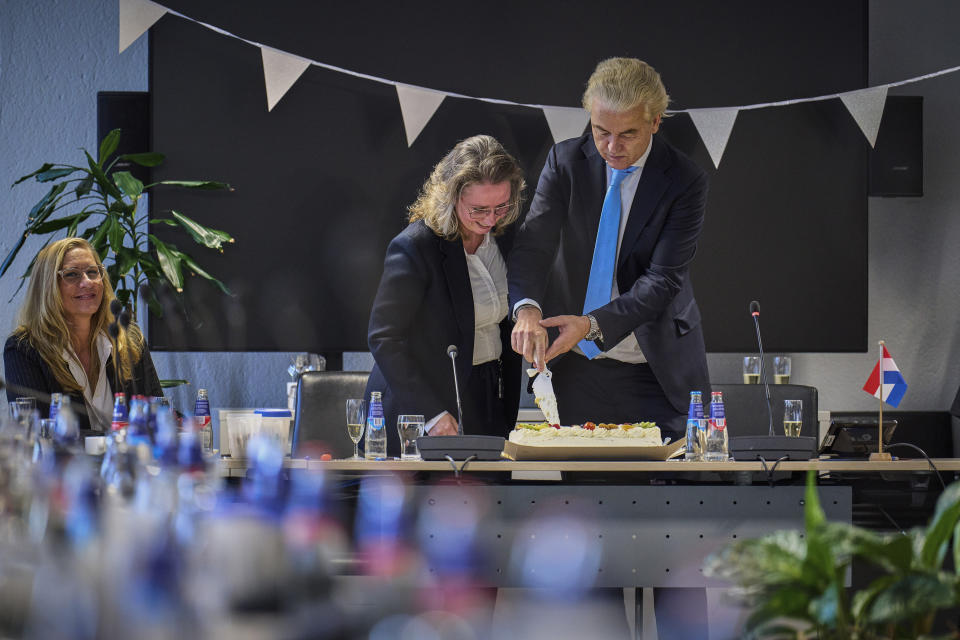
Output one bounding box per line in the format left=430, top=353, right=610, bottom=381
left=508, top=422, right=663, bottom=447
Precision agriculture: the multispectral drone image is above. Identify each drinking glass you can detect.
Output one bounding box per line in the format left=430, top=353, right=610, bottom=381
left=774, top=356, right=792, bottom=384
left=742, top=356, right=761, bottom=384
left=397, top=414, right=424, bottom=460
left=345, top=399, right=366, bottom=460
left=783, top=400, right=802, bottom=436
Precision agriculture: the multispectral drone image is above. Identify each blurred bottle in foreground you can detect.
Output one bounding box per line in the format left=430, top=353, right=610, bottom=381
left=364, top=391, right=386, bottom=460
left=194, top=388, right=212, bottom=453
left=684, top=390, right=704, bottom=461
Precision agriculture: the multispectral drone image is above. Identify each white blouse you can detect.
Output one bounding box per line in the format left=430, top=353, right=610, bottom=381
left=465, top=233, right=508, bottom=365
left=62, top=332, right=114, bottom=431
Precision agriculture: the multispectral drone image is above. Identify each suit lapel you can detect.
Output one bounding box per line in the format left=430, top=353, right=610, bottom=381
left=619, top=136, right=670, bottom=269
left=580, top=138, right=608, bottom=238
left=440, top=237, right=474, bottom=356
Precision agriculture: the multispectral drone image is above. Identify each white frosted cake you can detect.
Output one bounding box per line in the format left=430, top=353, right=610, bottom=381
left=509, top=422, right=662, bottom=447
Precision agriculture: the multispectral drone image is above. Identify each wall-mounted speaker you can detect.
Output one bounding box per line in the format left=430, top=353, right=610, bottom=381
left=869, top=95, right=923, bottom=197
left=96, top=91, right=150, bottom=183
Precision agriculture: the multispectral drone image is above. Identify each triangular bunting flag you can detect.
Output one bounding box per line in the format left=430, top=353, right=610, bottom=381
left=261, top=47, right=312, bottom=111
left=542, top=106, right=590, bottom=144
left=119, top=0, right=167, bottom=54
left=840, top=86, right=888, bottom=147
left=688, top=108, right=740, bottom=169
left=396, top=85, right=446, bottom=147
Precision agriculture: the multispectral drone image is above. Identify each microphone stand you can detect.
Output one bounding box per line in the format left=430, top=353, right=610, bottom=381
left=447, top=345, right=464, bottom=436
left=751, top=311, right=774, bottom=436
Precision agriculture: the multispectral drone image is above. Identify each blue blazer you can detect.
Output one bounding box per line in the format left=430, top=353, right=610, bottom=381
left=508, top=133, right=710, bottom=413
left=365, top=220, right=521, bottom=454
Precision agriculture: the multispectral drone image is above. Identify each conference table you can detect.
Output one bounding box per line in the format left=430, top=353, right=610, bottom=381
left=218, top=456, right=959, bottom=588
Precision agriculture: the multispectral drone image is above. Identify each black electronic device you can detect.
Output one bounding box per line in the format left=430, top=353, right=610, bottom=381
left=819, top=419, right=898, bottom=457
left=416, top=435, right=506, bottom=461
left=730, top=435, right=818, bottom=461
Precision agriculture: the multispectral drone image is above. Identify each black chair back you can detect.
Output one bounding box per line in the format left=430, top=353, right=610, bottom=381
left=712, top=383, right=819, bottom=439
left=292, top=370, right=369, bottom=458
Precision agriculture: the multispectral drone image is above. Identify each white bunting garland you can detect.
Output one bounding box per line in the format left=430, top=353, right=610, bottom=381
left=119, top=0, right=960, bottom=162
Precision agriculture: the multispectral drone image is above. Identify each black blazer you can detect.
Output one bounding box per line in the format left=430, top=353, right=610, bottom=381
left=508, top=133, right=710, bottom=413
left=4, top=332, right=164, bottom=431
left=366, top=220, right=521, bottom=454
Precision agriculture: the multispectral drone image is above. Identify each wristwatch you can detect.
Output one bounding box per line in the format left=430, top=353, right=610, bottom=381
left=584, top=314, right=603, bottom=342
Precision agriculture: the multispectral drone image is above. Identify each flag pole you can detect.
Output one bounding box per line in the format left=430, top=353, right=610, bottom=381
left=870, top=340, right=892, bottom=462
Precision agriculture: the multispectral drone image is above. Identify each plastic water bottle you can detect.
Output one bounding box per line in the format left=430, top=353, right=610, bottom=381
left=111, top=392, right=128, bottom=432
left=364, top=391, right=386, bottom=460
left=49, top=392, right=62, bottom=420
left=704, top=391, right=729, bottom=461
left=684, top=391, right=704, bottom=461
left=194, top=388, right=212, bottom=452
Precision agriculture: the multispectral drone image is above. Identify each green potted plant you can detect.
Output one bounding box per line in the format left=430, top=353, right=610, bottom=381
left=704, top=470, right=960, bottom=639
left=3, top=128, right=234, bottom=386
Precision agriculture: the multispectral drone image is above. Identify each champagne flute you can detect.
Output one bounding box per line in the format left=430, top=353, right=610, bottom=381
left=345, top=399, right=365, bottom=460
left=783, top=399, right=802, bottom=437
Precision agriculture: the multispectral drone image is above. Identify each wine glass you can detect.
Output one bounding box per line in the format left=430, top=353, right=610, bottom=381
left=345, top=399, right=365, bottom=460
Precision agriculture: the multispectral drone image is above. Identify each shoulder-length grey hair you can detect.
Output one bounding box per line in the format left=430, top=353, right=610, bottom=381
left=408, top=134, right=526, bottom=241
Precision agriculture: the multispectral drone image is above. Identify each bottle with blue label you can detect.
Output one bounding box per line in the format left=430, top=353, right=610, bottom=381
left=684, top=391, right=705, bottom=461
left=194, top=388, right=212, bottom=452
left=364, top=391, right=386, bottom=459
left=704, top=390, right=729, bottom=461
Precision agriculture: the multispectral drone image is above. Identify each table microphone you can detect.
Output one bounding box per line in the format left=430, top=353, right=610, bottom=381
left=415, top=345, right=506, bottom=461
left=750, top=301, right=774, bottom=436
left=728, top=301, right=816, bottom=461
left=447, top=345, right=464, bottom=436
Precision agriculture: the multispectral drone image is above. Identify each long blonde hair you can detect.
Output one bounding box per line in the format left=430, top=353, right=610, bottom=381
left=12, top=237, right=143, bottom=392
left=408, top=135, right=526, bottom=241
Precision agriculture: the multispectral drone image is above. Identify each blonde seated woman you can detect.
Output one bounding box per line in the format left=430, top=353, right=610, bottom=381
left=4, top=237, right=162, bottom=431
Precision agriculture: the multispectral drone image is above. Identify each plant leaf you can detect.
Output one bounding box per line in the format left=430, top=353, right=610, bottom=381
left=168, top=210, right=234, bottom=250
left=150, top=235, right=184, bottom=292
left=119, top=152, right=165, bottom=167
left=75, top=174, right=94, bottom=199
left=0, top=231, right=29, bottom=278
left=921, top=480, right=960, bottom=569
left=114, top=247, right=141, bottom=280
left=108, top=217, right=127, bottom=254
left=32, top=212, right=89, bottom=234
left=12, top=163, right=54, bottom=186
left=159, top=379, right=189, bottom=389
left=36, top=167, right=78, bottom=182
left=864, top=573, right=958, bottom=625
left=176, top=250, right=231, bottom=295
left=89, top=219, right=113, bottom=259
left=158, top=179, right=232, bottom=190
left=27, top=182, right=68, bottom=225
left=149, top=218, right=178, bottom=227
left=98, top=128, right=121, bottom=164
left=113, top=170, right=144, bottom=199
left=85, top=150, right=124, bottom=201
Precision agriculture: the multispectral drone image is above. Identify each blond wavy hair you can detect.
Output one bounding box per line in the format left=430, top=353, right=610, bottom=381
left=12, top=237, right=143, bottom=393
left=408, top=135, right=526, bottom=241
left=582, top=57, right=670, bottom=121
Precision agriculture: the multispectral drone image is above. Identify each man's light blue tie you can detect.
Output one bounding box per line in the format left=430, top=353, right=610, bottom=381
left=579, top=166, right=635, bottom=359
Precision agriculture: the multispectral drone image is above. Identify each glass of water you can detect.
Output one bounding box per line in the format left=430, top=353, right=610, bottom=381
left=783, top=399, right=802, bottom=436
left=345, top=399, right=365, bottom=460
left=397, top=414, right=424, bottom=460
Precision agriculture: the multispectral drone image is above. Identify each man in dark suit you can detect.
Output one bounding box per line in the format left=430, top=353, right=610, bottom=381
left=508, top=57, right=711, bottom=638
left=509, top=57, right=710, bottom=439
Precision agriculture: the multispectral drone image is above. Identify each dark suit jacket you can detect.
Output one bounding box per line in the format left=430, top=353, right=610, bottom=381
left=4, top=332, right=164, bottom=431
left=366, top=220, right=521, bottom=454
left=508, top=133, right=710, bottom=413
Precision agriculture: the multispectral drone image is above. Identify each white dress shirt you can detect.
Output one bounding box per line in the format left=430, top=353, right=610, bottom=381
left=466, top=232, right=508, bottom=365
left=63, top=332, right=113, bottom=431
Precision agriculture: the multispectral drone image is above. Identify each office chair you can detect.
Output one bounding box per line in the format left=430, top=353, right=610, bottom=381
left=292, top=370, right=370, bottom=458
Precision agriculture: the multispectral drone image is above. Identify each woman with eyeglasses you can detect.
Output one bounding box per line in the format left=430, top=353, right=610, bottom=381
left=4, top=237, right=162, bottom=431
left=365, top=135, right=526, bottom=454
